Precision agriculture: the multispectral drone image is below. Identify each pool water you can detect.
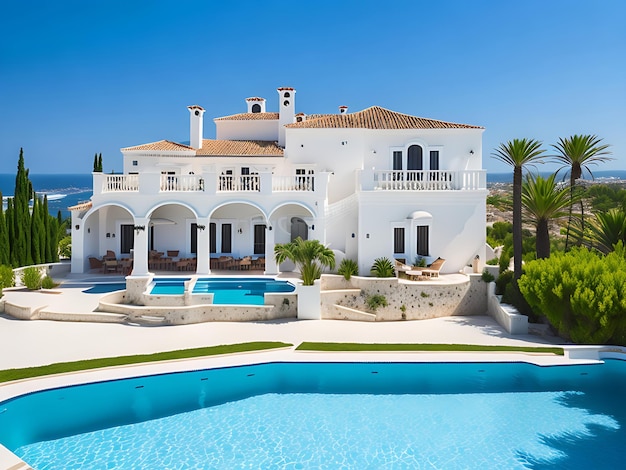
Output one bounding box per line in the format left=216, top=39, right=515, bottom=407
left=193, top=278, right=295, bottom=305
left=149, top=277, right=295, bottom=305
left=2, top=361, right=625, bottom=469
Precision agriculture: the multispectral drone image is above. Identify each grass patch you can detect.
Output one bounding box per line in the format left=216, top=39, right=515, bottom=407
left=296, top=342, right=564, bottom=355
left=0, top=342, right=292, bottom=384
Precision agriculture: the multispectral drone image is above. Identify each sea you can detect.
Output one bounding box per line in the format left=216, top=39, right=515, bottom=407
left=1, top=171, right=625, bottom=219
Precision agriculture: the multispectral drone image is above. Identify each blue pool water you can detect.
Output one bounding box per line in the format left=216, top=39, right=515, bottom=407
left=81, top=283, right=126, bottom=294
left=149, top=277, right=295, bottom=305
left=2, top=361, right=625, bottom=469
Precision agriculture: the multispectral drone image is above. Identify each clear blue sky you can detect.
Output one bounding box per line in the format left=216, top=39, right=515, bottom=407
left=1, top=0, right=624, bottom=174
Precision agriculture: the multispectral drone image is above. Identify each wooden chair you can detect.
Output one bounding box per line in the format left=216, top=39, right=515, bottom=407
left=421, top=258, right=446, bottom=278
left=104, top=259, right=119, bottom=274
left=394, top=259, right=412, bottom=279
left=167, top=250, right=179, bottom=257
left=104, top=250, right=116, bottom=261
left=239, top=256, right=252, bottom=270
left=89, top=257, right=103, bottom=270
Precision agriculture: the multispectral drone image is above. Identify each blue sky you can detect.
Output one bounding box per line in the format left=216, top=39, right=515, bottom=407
left=1, top=0, right=624, bottom=174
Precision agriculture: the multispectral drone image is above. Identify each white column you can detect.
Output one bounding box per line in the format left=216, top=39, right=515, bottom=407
left=70, top=212, right=86, bottom=273
left=264, top=225, right=278, bottom=275
left=132, top=218, right=150, bottom=276
left=196, top=217, right=210, bottom=274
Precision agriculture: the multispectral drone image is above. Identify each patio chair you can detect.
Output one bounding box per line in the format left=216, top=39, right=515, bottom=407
left=239, top=256, right=252, bottom=270
left=104, top=259, right=119, bottom=274
left=176, top=259, right=190, bottom=271
left=421, top=257, right=445, bottom=278
left=89, top=257, right=103, bottom=270
left=104, top=250, right=116, bottom=261
left=167, top=250, right=179, bottom=257
left=394, top=259, right=412, bottom=278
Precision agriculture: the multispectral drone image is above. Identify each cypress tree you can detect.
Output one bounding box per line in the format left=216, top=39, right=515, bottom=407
left=6, top=199, right=16, bottom=266
left=30, top=195, right=42, bottom=264
left=0, top=191, right=9, bottom=265
left=48, top=214, right=59, bottom=262
left=98, top=153, right=103, bottom=172
left=43, top=195, right=52, bottom=262
left=93, top=153, right=99, bottom=172
left=13, top=148, right=34, bottom=266
left=37, top=196, right=46, bottom=262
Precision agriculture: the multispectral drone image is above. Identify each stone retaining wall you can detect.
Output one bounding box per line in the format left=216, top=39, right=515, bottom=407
left=321, top=274, right=487, bottom=321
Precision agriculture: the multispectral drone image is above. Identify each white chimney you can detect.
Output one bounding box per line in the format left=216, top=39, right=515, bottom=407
left=187, top=105, right=205, bottom=149
left=277, top=87, right=295, bottom=147
left=339, top=105, right=348, bottom=114
left=246, top=97, right=266, bottom=113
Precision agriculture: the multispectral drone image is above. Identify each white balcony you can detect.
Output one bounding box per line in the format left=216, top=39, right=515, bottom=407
left=218, top=174, right=260, bottom=192
left=373, top=170, right=486, bottom=191
left=101, top=174, right=139, bottom=192
left=272, top=175, right=315, bottom=192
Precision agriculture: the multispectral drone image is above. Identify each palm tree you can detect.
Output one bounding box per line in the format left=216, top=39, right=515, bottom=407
left=522, top=173, right=577, bottom=259
left=492, top=139, right=546, bottom=280
left=274, top=237, right=335, bottom=285
left=552, top=134, right=612, bottom=249
left=585, top=208, right=626, bottom=254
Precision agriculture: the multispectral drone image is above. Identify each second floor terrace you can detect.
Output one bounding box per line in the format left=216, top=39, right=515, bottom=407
left=93, top=168, right=486, bottom=199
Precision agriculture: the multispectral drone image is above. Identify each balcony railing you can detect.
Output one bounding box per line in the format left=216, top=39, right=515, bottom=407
left=160, top=174, right=204, bottom=192
left=373, top=170, right=486, bottom=191
left=218, top=174, right=260, bottom=192
left=272, top=175, right=315, bottom=192
left=102, top=175, right=139, bottom=192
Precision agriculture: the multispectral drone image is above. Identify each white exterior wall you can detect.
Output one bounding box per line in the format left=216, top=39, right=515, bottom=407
left=215, top=119, right=278, bottom=141
left=356, top=191, right=487, bottom=275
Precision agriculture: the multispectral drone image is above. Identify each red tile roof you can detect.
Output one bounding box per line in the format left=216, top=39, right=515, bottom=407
left=196, top=140, right=283, bottom=156
left=286, top=106, right=482, bottom=130
left=122, top=140, right=195, bottom=152
left=214, top=112, right=279, bottom=121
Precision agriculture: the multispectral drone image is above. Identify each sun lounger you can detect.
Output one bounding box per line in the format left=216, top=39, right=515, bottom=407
left=421, top=257, right=445, bottom=277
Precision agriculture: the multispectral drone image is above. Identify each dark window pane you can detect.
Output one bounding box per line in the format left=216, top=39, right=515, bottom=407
left=393, top=151, right=402, bottom=170
left=417, top=225, right=429, bottom=256
left=120, top=224, right=134, bottom=254
left=221, top=224, right=232, bottom=253
left=191, top=223, right=197, bottom=254
left=430, top=151, right=439, bottom=171
left=254, top=224, right=266, bottom=255
left=209, top=223, right=217, bottom=254
left=394, top=227, right=405, bottom=254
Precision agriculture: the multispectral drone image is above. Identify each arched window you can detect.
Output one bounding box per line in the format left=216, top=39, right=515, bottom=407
left=284, top=92, right=291, bottom=98
left=407, top=145, right=423, bottom=181
left=251, top=103, right=261, bottom=113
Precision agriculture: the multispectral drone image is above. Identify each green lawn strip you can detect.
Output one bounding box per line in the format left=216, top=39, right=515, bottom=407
left=296, top=342, right=564, bottom=355
left=0, top=341, right=292, bottom=384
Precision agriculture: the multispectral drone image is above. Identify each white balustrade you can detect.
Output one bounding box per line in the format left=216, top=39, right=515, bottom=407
left=102, top=174, right=139, bottom=192
left=272, top=175, right=315, bottom=192
left=373, top=170, right=485, bottom=191
left=217, top=174, right=260, bottom=192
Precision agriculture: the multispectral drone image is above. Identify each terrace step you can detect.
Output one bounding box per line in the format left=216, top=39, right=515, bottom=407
left=325, top=304, right=376, bottom=322
left=37, top=310, right=127, bottom=323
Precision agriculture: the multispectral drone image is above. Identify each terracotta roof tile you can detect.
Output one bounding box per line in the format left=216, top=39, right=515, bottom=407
left=122, top=140, right=195, bottom=152
left=69, top=201, right=92, bottom=211
left=196, top=140, right=283, bottom=156
left=286, top=106, right=482, bottom=130
left=214, top=112, right=279, bottom=121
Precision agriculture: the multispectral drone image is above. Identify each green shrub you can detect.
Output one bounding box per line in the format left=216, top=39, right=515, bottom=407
left=517, top=245, right=626, bottom=344
left=22, top=267, right=42, bottom=290
left=337, top=259, right=359, bottom=280
left=414, top=256, right=427, bottom=267
left=366, top=294, right=388, bottom=312
left=0, top=265, right=15, bottom=289
left=370, top=257, right=395, bottom=277
left=499, top=252, right=511, bottom=274
left=41, top=275, right=56, bottom=289
left=58, top=235, right=72, bottom=259
left=481, top=269, right=495, bottom=283
left=486, top=257, right=499, bottom=266
left=495, top=270, right=513, bottom=295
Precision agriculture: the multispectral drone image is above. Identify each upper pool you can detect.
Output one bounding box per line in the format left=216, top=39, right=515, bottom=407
left=2, top=360, right=625, bottom=469
left=149, top=277, right=295, bottom=305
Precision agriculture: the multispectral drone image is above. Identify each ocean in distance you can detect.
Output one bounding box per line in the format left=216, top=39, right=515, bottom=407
left=2, top=171, right=625, bottom=218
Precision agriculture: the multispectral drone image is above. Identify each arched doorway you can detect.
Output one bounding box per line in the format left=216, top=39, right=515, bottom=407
left=290, top=217, right=308, bottom=241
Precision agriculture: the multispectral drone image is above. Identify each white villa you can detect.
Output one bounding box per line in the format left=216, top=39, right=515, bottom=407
left=70, top=87, right=487, bottom=277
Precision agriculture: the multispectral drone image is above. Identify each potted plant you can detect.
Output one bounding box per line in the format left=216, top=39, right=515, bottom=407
left=274, top=237, right=335, bottom=319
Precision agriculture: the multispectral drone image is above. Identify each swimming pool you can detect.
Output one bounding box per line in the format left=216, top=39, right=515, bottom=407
left=149, top=277, right=295, bottom=305
left=2, top=360, right=625, bottom=468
